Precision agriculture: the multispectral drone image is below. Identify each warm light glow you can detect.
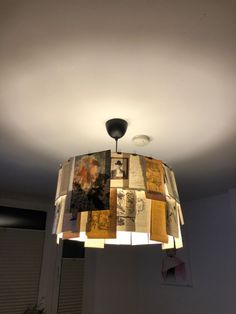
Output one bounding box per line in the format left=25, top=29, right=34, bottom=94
left=131, top=232, right=149, bottom=245
left=85, top=239, right=105, bottom=248
left=56, top=233, right=63, bottom=244
left=69, top=232, right=87, bottom=243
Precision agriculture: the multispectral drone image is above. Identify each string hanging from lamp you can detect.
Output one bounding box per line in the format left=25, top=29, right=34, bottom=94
left=53, top=118, right=184, bottom=249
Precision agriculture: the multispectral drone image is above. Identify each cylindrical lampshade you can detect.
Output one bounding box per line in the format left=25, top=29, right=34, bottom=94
left=53, top=150, right=184, bottom=249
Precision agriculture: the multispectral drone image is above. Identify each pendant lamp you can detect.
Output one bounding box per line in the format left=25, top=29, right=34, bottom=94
left=53, top=119, right=184, bottom=249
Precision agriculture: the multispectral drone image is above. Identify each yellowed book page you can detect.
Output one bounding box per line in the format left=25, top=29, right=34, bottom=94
left=86, top=188, right=117, bottom=238
left=150, top=200, right=168, bottom=243
left=135, top=191, right=151, bottom=232
left=55, top=195, right=67, bottom=234
left=174, top=214, right=183, bottom=249
left=177, top=203, right=184, bottom=225
left=129, top=155, right=145, bottom=190
left=55, top=168, right=62, bottom=201
left=64, top=157, right=75, bottom=213
left=164, top=164, right=180, bottom=202
left=163, top=164, right=174, bottom=198
left=52, top=199, right=60, bottom=234
left=80, top=211, right=88, bottom=232
left=162, top=236, right=175, bottom=250
left=60, top=158, right=73, bottom=196
left=166, top=198, right=179, bottom=238
left=117, top=217, right=135, bottom=231
left=117, top=189, right=135, bottom=231
left=145, top=158, right=165, bottom=200
left=110, top=153, right=129, bottom=188
left=170, top=169, right=180, bottom=202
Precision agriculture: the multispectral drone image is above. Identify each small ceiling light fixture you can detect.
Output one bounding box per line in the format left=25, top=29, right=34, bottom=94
left=53, top=118, right=184, bottom=249
left=132, top=134, right=150, bottom=146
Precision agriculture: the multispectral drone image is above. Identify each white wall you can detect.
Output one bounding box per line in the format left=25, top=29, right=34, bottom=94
left=83, top=188, right=236, bottom=314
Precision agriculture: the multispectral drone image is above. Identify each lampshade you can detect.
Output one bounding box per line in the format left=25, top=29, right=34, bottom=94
left=53, top=150, right=184, bottom=249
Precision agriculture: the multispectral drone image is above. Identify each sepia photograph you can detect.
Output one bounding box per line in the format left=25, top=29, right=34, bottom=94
left=111, top=157, right=129, bottom=179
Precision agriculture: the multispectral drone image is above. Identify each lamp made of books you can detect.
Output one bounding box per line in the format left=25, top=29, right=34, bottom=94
left=52, top=120, right=184, bottom=249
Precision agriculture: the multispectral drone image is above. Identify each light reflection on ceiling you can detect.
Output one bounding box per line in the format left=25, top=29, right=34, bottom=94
left=0, top=0, right=235, bottom=204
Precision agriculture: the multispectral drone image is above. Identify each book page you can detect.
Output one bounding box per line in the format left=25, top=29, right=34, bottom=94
left=166, top=198, right=179, bottom=238
left=64, top=157, right=75, bottom=213
left=117, top=189, right=135, bottom=231
left=150, top=200, right=168, bottom=243
left=177, top=203, right=184, bottom=225
left=57, top=196, right=67, bottom=234
left=55, top=168, right=62, bottom=201
left=162, top=236, right=175, bottom=250
left=135, top=190, right=151, bottom=232
left=174, top=214, right=183, bottom=249
left=163, top=164, right=180, bottom=202
left=129, top=155, right=145, bottom=190
left=80, top=211, right=88, bottom=232
left=144, top=158, right=165, bottom=201
left=61, top=213, right=73, bottom=232
left=62, top=212, right=80, bottom=233
left=52, top=198, right=61, bottom=234
left=170, top=170, right=180, bottom=202
left=60, top=158, right=73, bottom=196
left=163, top=164, right=174, bottom=198
left=86, top=188, right=117, bottom=238
left=53, top=195, right=66, bottom=234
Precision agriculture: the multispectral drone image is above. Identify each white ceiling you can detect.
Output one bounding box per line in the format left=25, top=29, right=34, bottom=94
left=0, top=0, right=236, bottom=203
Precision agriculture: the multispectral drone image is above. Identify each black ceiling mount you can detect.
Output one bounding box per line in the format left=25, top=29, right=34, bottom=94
left=106, top=118, right=128, bottom=140
left=105, top=118, right=128, bottom=152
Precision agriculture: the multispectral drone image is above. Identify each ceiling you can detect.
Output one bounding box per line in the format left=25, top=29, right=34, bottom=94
left=0, top=0, right=236, bottom=205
